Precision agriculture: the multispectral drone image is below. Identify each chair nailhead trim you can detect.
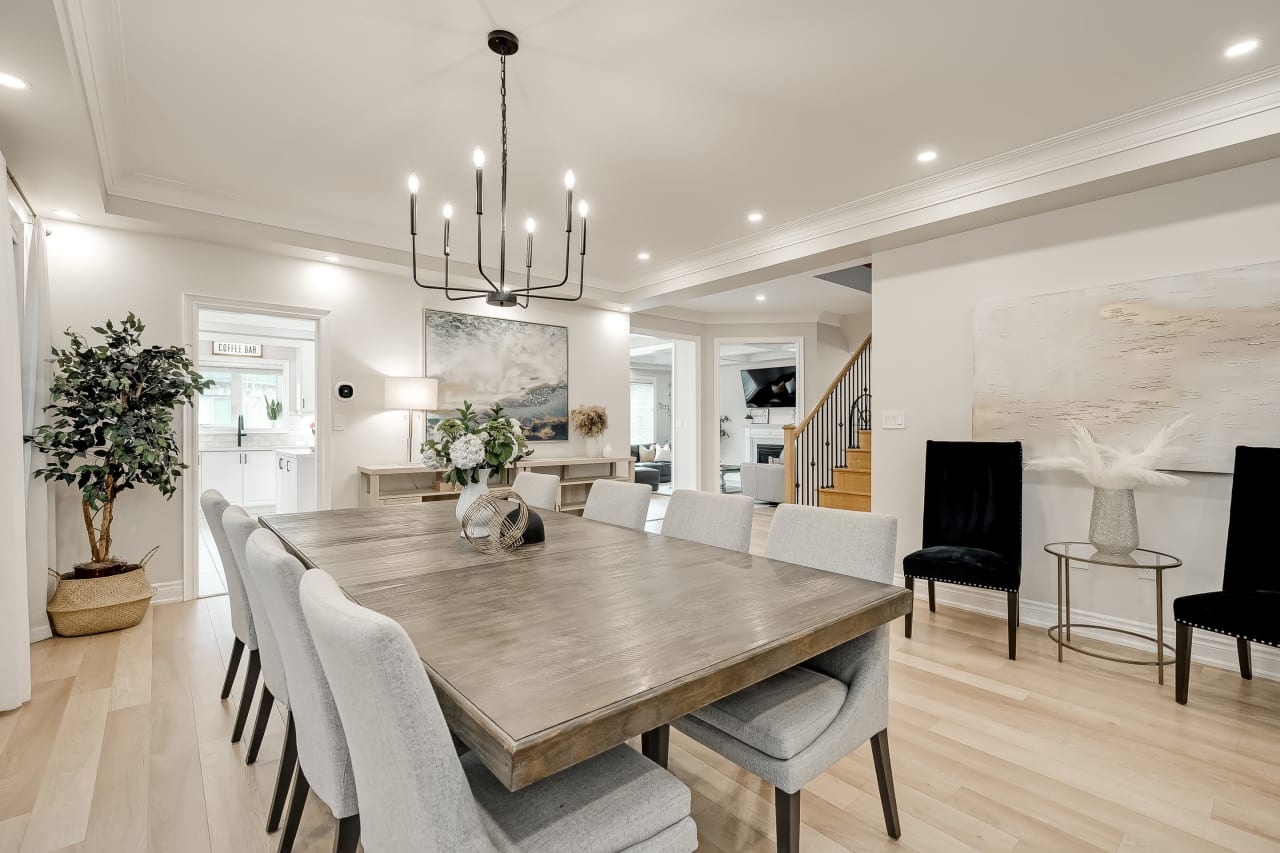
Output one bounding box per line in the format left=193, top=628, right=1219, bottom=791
left=1174, top=620, right=1280, bottom=649
left=902, top=574, right=1018, bottom=594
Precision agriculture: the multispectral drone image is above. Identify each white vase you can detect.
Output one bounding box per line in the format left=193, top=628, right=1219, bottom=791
left=456, top=468, right=492, bottom=538
left=584, top=436, right=600, bottom=457
left=602, top=443, right=614, bottom=457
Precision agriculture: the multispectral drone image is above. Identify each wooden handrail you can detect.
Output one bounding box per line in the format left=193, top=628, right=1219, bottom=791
left=782, top=334, right=870, bottom=504
left=792, top=334, right=870, bottom=436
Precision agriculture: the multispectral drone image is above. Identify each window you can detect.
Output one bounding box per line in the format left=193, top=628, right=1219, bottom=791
left=198, top=367, right=286, bottom=429
left=630, top=380, right=656, bottom=445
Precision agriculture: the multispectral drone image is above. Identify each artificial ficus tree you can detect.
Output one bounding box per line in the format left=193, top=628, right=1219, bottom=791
left=25, top=314, right=213, bottom=573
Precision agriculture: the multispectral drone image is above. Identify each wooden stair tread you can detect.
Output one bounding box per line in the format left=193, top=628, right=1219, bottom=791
left=819, top=486, right=871, bottom=496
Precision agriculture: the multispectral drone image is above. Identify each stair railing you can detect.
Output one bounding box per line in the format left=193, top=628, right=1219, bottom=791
left=783, top=335, right=871, bottom=505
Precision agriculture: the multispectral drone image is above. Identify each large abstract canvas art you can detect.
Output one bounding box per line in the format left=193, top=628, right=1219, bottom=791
left=425, top=311, right=569, bottom=441
left=973, top=261, right=1280, bottom=473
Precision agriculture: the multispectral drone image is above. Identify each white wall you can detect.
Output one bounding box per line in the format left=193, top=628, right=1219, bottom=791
left=42, top=224, right=631, bottom=601
left=872, top=157, right=1280, bottom=673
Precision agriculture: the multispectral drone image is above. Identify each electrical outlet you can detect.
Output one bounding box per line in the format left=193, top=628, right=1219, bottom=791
left=1137, top=568, right=1156, bottom=581
left=881, top=410, right=906, bottom=430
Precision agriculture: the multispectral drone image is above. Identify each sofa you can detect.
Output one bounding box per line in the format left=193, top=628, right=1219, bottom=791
left=739, top=461, right=786, bottom=504
left=631, top=444, right=672, bottom=484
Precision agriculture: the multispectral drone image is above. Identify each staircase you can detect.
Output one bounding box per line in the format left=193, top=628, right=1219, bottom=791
left=782, top=335, right=871, bottom=511
left=819, top=430, right=872, bottom=512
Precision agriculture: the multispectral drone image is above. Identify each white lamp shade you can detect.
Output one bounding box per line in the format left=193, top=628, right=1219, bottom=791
left=384, top=377, right=439, bottom=410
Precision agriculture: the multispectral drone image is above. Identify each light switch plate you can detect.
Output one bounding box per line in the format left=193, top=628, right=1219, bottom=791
left=881, top=410, right=906, bottom=430
left=333, top=414, right=347, bottom=431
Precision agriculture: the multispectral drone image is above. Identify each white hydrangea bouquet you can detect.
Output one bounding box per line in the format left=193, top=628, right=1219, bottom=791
left=421, top=401, right=530, bottom=487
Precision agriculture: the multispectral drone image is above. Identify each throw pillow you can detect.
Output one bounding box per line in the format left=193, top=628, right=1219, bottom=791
left=639, top=445, right=657, bottom=463
left=654, top=444, right=673, bottom=462
left=768, top=455, right=783, bottom=464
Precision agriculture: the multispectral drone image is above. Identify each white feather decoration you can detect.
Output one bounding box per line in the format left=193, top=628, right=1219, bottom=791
left=1026, top=418, right=1191, bottom=490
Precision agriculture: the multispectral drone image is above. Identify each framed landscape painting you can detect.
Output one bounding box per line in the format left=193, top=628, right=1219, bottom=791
left=424, top=310, right=569, bottom=441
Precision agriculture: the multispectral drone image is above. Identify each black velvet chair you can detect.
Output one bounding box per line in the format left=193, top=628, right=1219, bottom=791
left=1174, top=445, right=1280, bottom=705
left=902, top=440, right=1024, bottom=659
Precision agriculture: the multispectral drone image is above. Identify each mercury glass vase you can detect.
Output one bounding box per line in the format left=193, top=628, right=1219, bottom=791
left=456, top=468, right=492, bottom=538
left=1089, top=487, right=1139, bottom=555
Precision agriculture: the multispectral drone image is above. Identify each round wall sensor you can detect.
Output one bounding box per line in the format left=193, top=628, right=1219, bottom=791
left=334, top=382, right=355, bottom=400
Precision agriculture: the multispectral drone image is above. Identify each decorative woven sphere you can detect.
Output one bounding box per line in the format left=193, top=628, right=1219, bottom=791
left=461, top=489, right=531, bottom=553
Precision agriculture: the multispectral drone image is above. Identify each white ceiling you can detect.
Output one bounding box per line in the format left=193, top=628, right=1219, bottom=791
left=672, top=273, right=871, bottom=321
left=3, top=0, right=1280, bottom=315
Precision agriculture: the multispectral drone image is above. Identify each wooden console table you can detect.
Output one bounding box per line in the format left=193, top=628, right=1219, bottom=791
left=514, top=456, right=635, bottom=514
left=358, top=464, right=461, bottom=507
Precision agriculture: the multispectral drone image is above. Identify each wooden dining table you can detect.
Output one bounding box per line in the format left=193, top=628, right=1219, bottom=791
left=259, top=500, right=912, bottom=791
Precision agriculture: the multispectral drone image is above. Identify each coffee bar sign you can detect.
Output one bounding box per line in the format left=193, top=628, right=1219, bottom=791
left=212, top=340, right=262, bottom=357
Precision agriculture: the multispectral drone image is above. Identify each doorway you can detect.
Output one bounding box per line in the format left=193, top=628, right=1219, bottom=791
left=629, top=332, right=698, bottom=529
left=714, top=338, right=803, bottom=504
left=190, top=305, right=321, bottom=598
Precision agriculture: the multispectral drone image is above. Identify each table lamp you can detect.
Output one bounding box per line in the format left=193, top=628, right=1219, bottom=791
left=384, top=377, right=439, bottom=462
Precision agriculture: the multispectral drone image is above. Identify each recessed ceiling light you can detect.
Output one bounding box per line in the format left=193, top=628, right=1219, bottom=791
left=323, top=255, right=341, bottom=263
left=1225, top=39, right=1259, bottom=58
left=747, top=211, right=763, bottom=223
left=0, top=72, right=30, bottom=90
left=917, top=150, right=938, bottom=163
left=755, top=295, right=766, bottom=302
left=50, top=209, right=80, bottom=219
left=637, top=251, right=651, bottom=261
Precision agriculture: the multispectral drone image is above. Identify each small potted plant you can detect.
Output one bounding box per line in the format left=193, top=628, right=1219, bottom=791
left=422, top=401, right=530, bottom=536
left=25, top=314, right=213, bottom=635
left=265, top=396, right=284, bottom=423
left=570, top=404, right=609, bottom=457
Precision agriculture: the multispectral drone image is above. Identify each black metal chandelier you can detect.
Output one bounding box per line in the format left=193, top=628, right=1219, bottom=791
left=407, top=29, right=587, bottom=309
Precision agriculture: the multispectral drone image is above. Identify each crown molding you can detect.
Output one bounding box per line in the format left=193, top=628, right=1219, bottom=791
left=625, top=65, right=1280, bottom=306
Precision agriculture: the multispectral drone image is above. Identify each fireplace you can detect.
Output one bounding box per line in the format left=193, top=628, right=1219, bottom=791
left=756, top=444, right=783, bottom=464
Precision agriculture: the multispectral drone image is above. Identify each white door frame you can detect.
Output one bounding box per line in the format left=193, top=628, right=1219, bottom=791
left=631, top=325, right=702, bottom=491
left=711, top=335, right=805, bottom=491
left=181, top=294, right=331, bottom=601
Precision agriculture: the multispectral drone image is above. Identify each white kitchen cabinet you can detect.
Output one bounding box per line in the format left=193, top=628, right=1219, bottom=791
left=200, top=450, right=278, bottom=508
left=200, top=450, right=245, bottom=505
left=243, top=451, right=277, bottom=506
left=275, top=450, right=317, bottom=513
left=297, top=341, right=317, bottom=414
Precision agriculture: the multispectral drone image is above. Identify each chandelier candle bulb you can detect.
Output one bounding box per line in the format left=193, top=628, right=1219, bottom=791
left=564, top=170, right=575, bottom=232
left=525, top=218, right=535, bottom=267
left=442, top=204, right=452, bottom=255
left=474, top=147, right=485, bottom=215
left=408, top=174, right=419, bottom=235
left=578, top=201, right=588, bottom=255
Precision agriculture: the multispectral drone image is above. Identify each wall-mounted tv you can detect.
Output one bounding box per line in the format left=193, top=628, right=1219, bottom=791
left=741, top=366, right=797, bottom=408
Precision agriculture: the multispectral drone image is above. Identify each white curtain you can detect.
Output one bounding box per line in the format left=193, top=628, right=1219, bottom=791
left=1, top=154, right=33, bottom=711
left=23, top=220, right=53, bottom=643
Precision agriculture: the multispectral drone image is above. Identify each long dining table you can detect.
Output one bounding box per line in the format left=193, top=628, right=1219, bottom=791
left=259, top=500, right=912, bottom=792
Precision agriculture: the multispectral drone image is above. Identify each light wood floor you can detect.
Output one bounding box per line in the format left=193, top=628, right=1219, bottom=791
left=3, top=508, right=1279, bottom=852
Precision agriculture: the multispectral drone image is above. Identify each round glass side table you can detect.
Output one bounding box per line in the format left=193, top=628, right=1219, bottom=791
left=1043, top=542, right=1182, bottom=684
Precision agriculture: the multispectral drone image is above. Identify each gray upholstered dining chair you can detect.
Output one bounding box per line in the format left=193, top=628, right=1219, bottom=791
left=661, top=489, right=754, bottom=553
left=583, top=478, right=652, bottom=530
left=300, top=568, right=699, bottom=853
left=200, top=491, right=259, bottom=729
left=511, top=470, right=560, bottom=511
left=245, top=529, right=360, bottom=853
left=672, top=504, right=901, bottom=852
left=222, top=507, right=297, bottom=835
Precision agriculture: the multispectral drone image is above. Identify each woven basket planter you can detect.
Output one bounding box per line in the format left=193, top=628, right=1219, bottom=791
left=47, top=566, right=155, bottom=637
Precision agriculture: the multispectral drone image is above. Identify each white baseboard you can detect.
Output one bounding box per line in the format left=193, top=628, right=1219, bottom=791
left=894, top=572, right=1280, bottom=682
left=30, top=623, right=52, bottom=643
left=151, top=580, right=185, bottom=605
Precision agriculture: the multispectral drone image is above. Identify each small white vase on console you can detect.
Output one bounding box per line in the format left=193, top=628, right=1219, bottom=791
left=584, top=436, right=600, bottom=457
left=456, top=468, right=492, bottom=538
